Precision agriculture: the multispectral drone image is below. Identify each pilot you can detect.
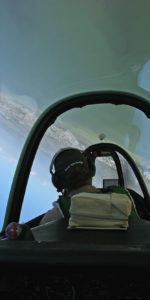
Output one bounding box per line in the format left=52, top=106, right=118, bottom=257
left=5, top=147, right=132, bottom=240
left=40, top=147, right=101, bottom=225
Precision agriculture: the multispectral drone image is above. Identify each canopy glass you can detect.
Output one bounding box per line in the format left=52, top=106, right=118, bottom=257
left=1, top=0, right=150, bottom=229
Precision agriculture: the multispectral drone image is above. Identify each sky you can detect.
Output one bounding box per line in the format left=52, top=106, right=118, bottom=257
left=1, top=0, right=150, bottom=230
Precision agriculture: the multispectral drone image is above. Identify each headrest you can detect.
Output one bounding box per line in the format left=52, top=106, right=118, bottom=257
left=68, top=192, right=132, bottom=230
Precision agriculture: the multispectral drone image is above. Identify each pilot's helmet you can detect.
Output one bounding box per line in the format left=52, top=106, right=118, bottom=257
left=50, top=148, right=96, bottom=192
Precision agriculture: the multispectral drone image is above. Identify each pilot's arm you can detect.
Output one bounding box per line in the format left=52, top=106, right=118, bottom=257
left=40, top=207, right=62, bottom=225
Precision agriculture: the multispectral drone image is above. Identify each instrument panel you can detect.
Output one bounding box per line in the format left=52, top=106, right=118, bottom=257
left=0, top=269, right=150, bottom=299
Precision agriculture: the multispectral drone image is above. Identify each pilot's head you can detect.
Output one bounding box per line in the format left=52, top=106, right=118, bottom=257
left=50, top=148, right=96, bottom=193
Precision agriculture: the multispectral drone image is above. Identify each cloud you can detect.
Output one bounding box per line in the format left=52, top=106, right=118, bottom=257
left=41, top=180, right=50, bottom=187
left=0, top=87, right=86, bottom=152
left=0, top=87, right=41, bottom=132
left=31, top=171, right=37, bottom=176
left=0, top=86, right=39, bottom=111
left=2, top=154, right=18, bottom=166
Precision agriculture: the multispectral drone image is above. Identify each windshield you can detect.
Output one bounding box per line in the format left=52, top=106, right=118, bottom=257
left=1, top=1, right=150, bottom=230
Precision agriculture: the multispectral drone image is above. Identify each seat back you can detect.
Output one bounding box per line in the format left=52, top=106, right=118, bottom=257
left=68, top=191, right=132, bottom=230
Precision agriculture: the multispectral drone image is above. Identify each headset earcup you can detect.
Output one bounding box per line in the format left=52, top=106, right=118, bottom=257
left=52, top=173, right=63, bottom=191
left=85, top=153, right=96, bottom=177
left=51, top=172, right=65, bottom=192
